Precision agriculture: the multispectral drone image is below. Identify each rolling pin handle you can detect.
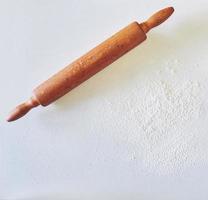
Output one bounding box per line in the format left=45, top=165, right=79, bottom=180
left=140, top=7, right=174, bottom=33
left=7, top=96, right=40, bottom=122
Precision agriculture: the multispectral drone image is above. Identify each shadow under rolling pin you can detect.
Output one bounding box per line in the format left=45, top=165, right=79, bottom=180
left=7, top=7, right=174, bottom=122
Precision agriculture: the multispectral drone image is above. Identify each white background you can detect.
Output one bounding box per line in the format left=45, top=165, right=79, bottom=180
left=1, top=0, right=208, bottom=199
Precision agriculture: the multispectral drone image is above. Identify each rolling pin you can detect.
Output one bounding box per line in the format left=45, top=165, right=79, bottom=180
left=7, top=7, right=174, bottom=122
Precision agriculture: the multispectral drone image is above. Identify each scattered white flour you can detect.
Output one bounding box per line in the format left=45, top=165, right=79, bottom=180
left=100, top=59, right=204, bottom=176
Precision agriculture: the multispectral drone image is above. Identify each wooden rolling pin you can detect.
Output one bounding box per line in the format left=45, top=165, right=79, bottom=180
left=7, top=7, right=174, bottom=122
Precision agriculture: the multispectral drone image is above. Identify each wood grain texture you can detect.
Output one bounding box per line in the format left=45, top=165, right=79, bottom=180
left=34, top=22, right=146, bottom=106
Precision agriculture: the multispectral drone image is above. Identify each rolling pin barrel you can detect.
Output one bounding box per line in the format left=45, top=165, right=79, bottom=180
left=34, top=22, right=146, bottom=106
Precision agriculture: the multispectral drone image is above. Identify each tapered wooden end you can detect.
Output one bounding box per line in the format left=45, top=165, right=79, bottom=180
left=7, top=97, right=40, bottom=122
left=140, top=7, right=174, bottom=33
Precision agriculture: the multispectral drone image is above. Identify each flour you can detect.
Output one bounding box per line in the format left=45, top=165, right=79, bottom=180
left=132, top=79, right=201, bottom=175
left=102, top=59, right=203, bottom=176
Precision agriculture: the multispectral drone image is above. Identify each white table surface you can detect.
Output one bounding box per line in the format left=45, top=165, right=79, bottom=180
left=1, top=0, right=208, bottom=199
